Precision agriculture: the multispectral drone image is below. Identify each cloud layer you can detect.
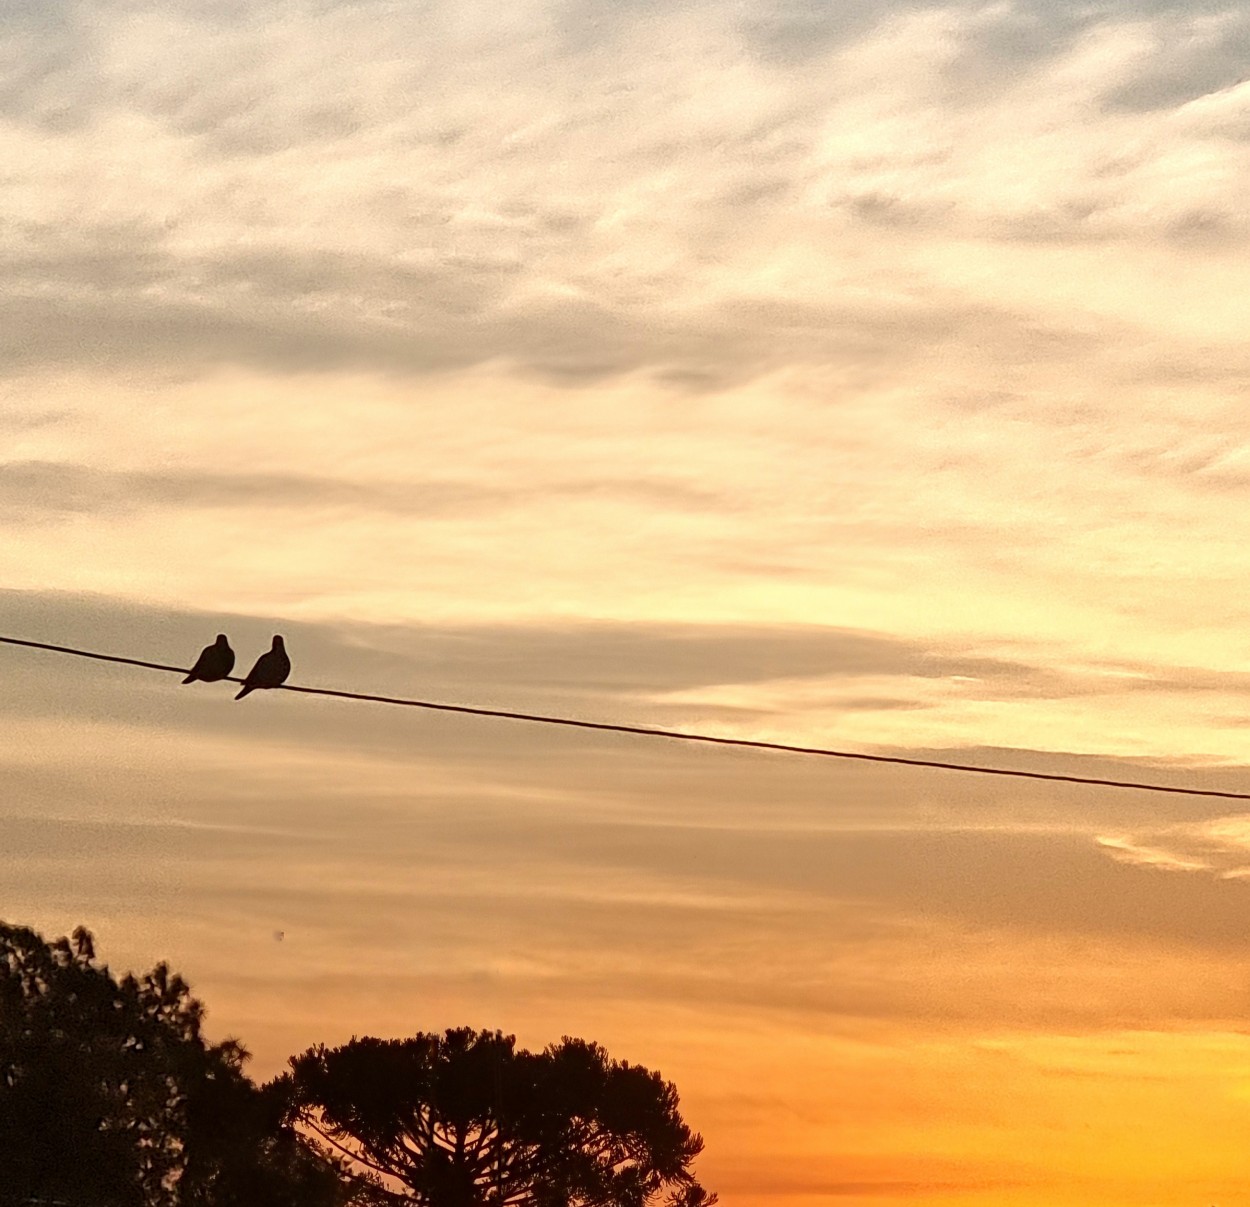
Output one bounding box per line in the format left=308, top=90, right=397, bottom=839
left=7, top=0, right=1250, bottom=388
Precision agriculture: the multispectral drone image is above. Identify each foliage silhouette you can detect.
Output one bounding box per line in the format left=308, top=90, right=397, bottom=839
left=0, top=922, right=347, bottom=1207
left=283, top=1027, right=716, bottom=1207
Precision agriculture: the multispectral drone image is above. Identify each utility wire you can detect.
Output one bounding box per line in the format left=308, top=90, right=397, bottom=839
left=2, top=633, right=1249, bottom=802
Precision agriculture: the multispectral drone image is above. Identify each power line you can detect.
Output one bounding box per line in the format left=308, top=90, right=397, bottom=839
left=2, top=632, right=1248, bottom=801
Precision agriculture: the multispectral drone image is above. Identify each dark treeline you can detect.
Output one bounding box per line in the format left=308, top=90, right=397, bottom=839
left=0, top=923, right=714, bottom=1207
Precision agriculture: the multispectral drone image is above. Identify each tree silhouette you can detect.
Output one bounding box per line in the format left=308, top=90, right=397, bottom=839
left=283, top=1027, right=716, bottom=1207
left=0, top=921, right=347, bottom=1207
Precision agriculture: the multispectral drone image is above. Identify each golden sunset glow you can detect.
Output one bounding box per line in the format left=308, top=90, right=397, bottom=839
left=7, top=0, right=1250, bottom=1202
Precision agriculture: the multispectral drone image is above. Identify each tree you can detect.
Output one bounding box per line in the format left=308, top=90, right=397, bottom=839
left=0, top=921, right=347, bottom=1207
left=282, top=1027, right=716, bottom=1207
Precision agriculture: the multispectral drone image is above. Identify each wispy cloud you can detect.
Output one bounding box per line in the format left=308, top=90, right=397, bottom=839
left=1097, top=814, right=1250, bottom=879
left=6, top=0, right=1250, bottom=388
left=0, top=461, right=721, bottom=522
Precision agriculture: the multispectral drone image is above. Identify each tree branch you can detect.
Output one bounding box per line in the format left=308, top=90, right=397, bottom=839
left=302, top=1118, right=395, bottom=1181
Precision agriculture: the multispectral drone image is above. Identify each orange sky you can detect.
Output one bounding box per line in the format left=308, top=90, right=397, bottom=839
left=7, top=0, right=1250, bottom=1202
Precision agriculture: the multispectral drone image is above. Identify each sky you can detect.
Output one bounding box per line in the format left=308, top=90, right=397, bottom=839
left=6, top=0, right=1250, bottom=1202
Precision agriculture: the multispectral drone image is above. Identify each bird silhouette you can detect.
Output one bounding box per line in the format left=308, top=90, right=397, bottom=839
left=182, top=634, right=235, bottom=684
left=234, top=635, right=291, bottom=700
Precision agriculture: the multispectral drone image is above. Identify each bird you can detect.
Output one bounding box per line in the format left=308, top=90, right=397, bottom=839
left=182, top=634, right=235, bottom=684
left=234, top=635, right=291, bottom=700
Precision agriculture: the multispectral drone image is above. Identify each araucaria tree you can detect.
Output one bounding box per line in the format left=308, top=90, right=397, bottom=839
left=284, top=1027, right=716, bottom=1207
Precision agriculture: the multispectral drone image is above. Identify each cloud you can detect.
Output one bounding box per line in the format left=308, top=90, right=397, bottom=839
left=9, top=589, right=1250, bottom=828
left=10, top=756, right=1250, bottom=1038
left=1, top=591, right=1069, bottom=773
left=1, top=585, right=1228, bottom=719
left=1099, top=11, right=1250, bottom=113
left=0, top=461, right=721, bottom=523
left=737, top=0, right=919, bottom=64
left=0, top=461, right=504, bottom=519
left=1097, top=814, right=1250, bottom=879
left=4, top=589, right=1250, bottom=825
left=4, top=0, right=1250, bottom=393
left=0, top=230, right=1099, bottom=385
left=0, top=407, right=68, bottom=432
left=11, top=587, right=1250, bottom=864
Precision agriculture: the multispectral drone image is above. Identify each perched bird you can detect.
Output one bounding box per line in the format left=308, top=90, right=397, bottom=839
left=234, top=635, right=291, bottom=700
left=182, top=634, right=235, bottom=684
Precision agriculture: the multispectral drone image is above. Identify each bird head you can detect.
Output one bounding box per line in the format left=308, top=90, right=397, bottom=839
left=215, top=633, right=229, bottom=645
left=273, top=635, right=286, bottom=650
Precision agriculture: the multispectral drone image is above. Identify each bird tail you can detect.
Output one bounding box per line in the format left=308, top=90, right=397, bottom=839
left=182, top=673, right=198, bottom=685
left=234, top=684, right=254, bottom=701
